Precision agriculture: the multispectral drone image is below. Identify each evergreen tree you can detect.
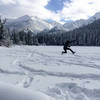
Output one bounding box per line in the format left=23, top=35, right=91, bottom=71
left=0, top=17, right=12, bottom=47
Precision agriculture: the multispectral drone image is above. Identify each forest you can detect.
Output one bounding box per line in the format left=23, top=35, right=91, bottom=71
left=0, top=18, right=100, bottom=46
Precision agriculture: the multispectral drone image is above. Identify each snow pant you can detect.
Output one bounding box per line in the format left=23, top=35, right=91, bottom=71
left=64, top=48, right=74, bottom=54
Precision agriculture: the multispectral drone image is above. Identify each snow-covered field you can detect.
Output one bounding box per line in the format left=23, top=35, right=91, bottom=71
left=0, top=46, right=100, bottom=100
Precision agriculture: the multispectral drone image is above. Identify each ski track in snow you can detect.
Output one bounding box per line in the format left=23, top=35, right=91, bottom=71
left=19, top=64, right=100, bottom=80
left=0, top=67, right=24, bottom=75
left=0, top=46, right=100, bottom=100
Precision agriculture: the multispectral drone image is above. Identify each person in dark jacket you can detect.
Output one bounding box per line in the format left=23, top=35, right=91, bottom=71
left=62, top=40, right=75, bottom=54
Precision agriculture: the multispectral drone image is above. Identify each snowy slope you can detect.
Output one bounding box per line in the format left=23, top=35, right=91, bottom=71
left=5, top=15, right=53, bottom=33
left=48, top=21, right=62, bottom=27
left=0, top=46, right=100, bottom=100
left=89, top=12, right=100, bottom=22
left=63, top=19, right=87, bottom=31
left=44, top=21, right=67, bottom=31
left=64, top=12, right=100, bottom=31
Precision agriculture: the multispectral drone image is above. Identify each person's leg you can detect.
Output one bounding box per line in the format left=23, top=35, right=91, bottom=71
left=67, top=48, right=75, bottom=54
left=62, top=49, right=67, bottom=54
left=64, top=49, right=67, bottom=53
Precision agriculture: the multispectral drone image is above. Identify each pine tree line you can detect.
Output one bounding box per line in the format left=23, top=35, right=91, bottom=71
left=0, top=17, right=100, bottom=46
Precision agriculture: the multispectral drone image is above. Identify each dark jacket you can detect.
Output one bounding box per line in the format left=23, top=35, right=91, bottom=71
left=63, top=41, right=70, bottom=50
left=63, top=40, right=76, bottom=50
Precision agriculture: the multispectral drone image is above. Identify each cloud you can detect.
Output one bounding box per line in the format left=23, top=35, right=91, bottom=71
left=0, top=0, right=16, bottom=5
left=0, top=0, right=61, bottom=22
left=0, top=0, right=55, bottom=20
left=0, top=0, right=100, bottom=23
left=60, top=0, right=100, bottom=21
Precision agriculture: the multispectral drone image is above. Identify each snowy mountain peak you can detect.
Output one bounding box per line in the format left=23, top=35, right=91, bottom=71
left=5, top=11, right=100, bottom=33
left=12, top=15, right=32, bottom=23
left=63, top=12, right=100, bottom=31
left=5, top=15, right=53, bottom=33
left=89, top=12, right=100, bottom=22
left=18, top=15, right=31, bottom=20
left=93, top=12, right=100, bottom=19
left=19, top=15, right=41, bottom=21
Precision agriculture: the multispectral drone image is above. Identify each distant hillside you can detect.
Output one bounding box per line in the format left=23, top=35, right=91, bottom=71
left=1, top=13, right=100, bottom=46
left=4, top=12, right=100, bottom=34
left=5, top=15, right=53, bottom=33
left=35, top=19, right=100, bottom=46
left=63, top=12, right=100, bottom=31
left=64, top=18, right=100, bottom=46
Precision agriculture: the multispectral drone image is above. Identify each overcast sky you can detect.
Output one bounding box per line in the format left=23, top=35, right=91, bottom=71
left=0, top=0, right=100, bottom=23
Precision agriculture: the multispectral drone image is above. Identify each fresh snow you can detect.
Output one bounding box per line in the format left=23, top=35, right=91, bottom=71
left=0, top=82, right=53, bottom=100
left=0, top=46, right=100, bottom=100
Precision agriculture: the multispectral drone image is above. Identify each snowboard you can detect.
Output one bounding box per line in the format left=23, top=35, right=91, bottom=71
left=61, top=51, right=76, bottom=55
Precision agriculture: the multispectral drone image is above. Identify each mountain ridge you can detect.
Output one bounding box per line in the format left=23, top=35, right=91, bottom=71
left=4, top=12, right=100, bottom=33
left=63, top=12, right=100, bottom=31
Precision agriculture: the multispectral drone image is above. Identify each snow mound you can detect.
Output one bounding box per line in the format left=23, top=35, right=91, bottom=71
left=0, top=82, right=53, bottom=100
